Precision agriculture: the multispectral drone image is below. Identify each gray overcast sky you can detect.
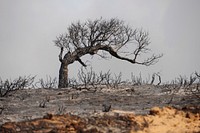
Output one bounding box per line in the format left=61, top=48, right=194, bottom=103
left=0, top=0, right=200, bottom=82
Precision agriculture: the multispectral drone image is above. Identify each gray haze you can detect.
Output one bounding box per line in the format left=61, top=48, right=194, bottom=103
left=0, top=0, right=200, bottom=83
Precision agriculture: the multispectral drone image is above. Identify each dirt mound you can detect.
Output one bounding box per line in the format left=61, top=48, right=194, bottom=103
left=1, top=106, right=199, bottom=133
left=139, top=106, right=200, bottom=133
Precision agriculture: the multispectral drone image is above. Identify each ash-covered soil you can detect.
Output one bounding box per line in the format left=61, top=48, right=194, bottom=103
left=0, top=85, right=199, bottom=132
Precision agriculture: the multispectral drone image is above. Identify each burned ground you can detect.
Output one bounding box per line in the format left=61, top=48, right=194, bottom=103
left=0, top=85, right=199, bottom=132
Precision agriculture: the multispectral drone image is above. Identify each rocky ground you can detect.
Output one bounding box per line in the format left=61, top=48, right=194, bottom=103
left=0, top=85, right=199, bottom=132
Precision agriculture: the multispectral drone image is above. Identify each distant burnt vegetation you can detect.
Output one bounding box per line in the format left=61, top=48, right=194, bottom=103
left=0, top=69, right=200, bottom=100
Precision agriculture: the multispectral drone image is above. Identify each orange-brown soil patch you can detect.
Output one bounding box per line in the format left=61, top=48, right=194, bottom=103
left=1, top=106, right=199, bottom=133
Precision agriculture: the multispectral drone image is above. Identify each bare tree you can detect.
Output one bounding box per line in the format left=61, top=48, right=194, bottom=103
left=54, top=18, right=163, bottom=88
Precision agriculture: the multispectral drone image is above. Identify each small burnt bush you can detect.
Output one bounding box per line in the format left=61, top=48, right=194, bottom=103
left=0, top=76, right=35, bottom=97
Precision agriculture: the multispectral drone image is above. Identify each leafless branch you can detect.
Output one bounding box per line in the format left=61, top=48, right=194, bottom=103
left=59, top=47, right=64, bottom=62
left=131, top=72, right=143, bottom=86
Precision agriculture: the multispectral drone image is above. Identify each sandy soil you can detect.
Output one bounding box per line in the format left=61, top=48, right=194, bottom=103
left=0, top=85, right=199, bottom=132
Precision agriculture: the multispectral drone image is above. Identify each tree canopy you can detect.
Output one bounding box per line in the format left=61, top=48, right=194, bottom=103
left=54, top=18, right=163, bottom=88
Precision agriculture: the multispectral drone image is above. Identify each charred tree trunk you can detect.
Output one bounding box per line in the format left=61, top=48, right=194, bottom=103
left=58, top=62, right=69, bottom=88
left=57, top=47, right=88, bottom=88
left=58, top=47, right=70, bottom=88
